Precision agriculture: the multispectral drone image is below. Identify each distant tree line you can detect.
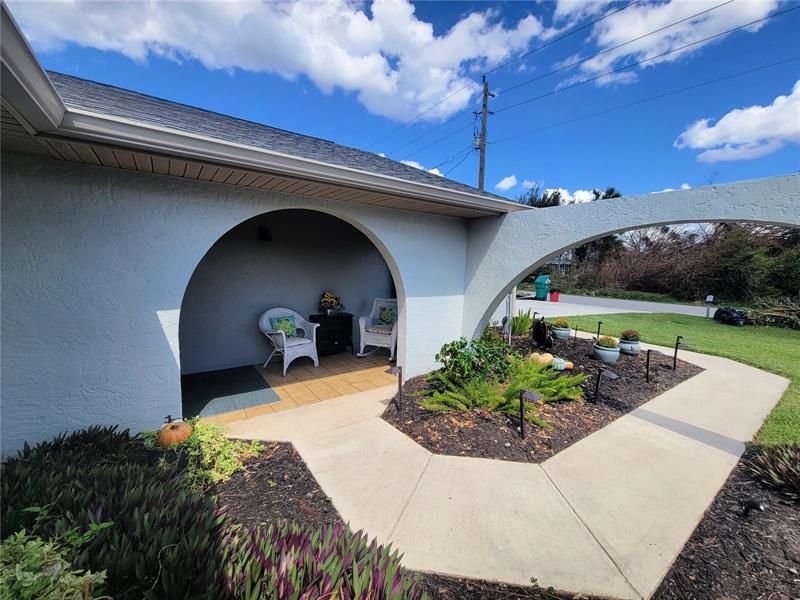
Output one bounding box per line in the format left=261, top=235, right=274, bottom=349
left=519, top=186, right=800, bottom=303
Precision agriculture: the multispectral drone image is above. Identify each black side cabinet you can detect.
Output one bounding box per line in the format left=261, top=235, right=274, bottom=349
left=308, top=312, right=354, bottom=356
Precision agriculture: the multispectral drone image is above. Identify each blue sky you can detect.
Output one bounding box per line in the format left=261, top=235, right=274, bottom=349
left=9, top=0, right=799, bottom=199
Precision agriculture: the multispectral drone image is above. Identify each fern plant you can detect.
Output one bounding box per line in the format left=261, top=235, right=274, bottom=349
left=504, top=360, right=588, bottom=405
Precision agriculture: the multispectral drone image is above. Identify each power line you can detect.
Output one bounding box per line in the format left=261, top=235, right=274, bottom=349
left=428, top=144, right=474, bottom=171
left=364, top=0, right=642, bottom=149
left=499, top=0, right=736, bottom=98
left=488, top=55, right=800, bottom=145
left=444, top=149, right=474, bottom=176
left=493, top=4, right=800, bottom=116
left=388, top=0, right=744, bottom=158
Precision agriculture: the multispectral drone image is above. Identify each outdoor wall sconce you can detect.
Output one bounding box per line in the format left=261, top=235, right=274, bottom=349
left=596, top=320, right=604, bottom=340
left=645, top=349, right=664, bottom=383
left=386, top=366, right=403, bottom=411
left=518, top=389, right=542, bottom=439
left=591, top=368, right=619, bottom=403
left=673, top=336, right=690, bottom=370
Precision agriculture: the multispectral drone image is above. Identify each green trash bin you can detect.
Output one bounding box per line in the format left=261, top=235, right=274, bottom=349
left=534, top=275, right=551, bottom=300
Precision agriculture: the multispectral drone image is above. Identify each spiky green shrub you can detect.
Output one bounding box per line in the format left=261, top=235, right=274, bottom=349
left=435, top=337, right=518, bottom=384
left=224, top=522, right=423, bottom=600
left=144, top=418, right=263, bottom=489
left=620, top=329, right=641, bottom=342
left=422, top=373, right=506, bottom=413
left=595, top=335, right=619, bottom=349
left=511, top=309, right=534, bottom=336
left=2, top=454, right=228, bottom=599
left=553, top=318, right=570, bottom=329
left=748, top=444, right=800, bottom=501
left=0, top=530, right=107, bottom=600
left=504, top=360, right=588, bottom=406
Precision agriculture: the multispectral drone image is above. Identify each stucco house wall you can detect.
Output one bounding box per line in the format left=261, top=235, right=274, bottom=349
left=180, top=210, right=394, bottom=374
left=0, top=153, right=469, bottom=454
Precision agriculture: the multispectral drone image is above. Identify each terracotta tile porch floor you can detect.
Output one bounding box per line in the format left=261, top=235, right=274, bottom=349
left=201, top=352, right=397, bottom=425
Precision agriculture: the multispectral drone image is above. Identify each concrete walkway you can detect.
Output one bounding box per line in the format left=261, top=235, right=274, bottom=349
left=225, top=344, right=788, bottom=599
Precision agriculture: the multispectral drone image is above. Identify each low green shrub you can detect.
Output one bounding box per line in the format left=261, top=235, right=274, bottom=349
left=144, top=418, right=263, bottom=489
left=748, top=444, right=800, bottom=501
left=224, top=522, right=423, bottom=600
left=0, top=530, right=107, bottom=600
left=595, top=335, right=619, bottom=349
left=553, top=318, right=570, bottom=329
left=511, top=309, right=534, bottom=336
left=422, top=374, right=506, bottom=414
left=435, top=337, right=518, bottom=384
left=480, top=323, right=505, bottom=346
left=620, top=329, right=640, bottom=342
left=504, top=360, right=588, bottom=407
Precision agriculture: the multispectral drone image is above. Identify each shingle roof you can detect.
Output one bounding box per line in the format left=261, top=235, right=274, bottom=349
left=47, top=71, right=511, bottom=202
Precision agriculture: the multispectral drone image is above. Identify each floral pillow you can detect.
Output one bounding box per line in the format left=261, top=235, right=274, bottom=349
left=378, top=306, right=397, bottom=325
left=270, top=316, right=297, bottom=337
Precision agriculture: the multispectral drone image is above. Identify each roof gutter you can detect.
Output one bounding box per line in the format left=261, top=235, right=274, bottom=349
left=0, top=3, right=65, bottom=131
left=44, top=109, right=526, bottom=213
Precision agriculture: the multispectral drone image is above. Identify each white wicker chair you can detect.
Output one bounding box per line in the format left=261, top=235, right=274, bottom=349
left=258, top=307, right=320, bottom=376
left=358, top=298, right=398, bottom=361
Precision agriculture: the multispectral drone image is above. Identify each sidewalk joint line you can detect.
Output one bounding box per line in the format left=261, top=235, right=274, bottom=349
left=539, top=464, right=643, bottom=599
left=387, top=452, right=433, bottom=540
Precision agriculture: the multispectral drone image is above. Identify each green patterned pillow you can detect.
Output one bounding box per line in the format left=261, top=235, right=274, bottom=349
left=378, top=306, right=397, bottom=325
left=270, top=316, right=297, bottom=337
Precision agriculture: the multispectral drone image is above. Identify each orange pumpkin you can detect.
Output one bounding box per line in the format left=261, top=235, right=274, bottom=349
left=564, top=361, right=574, bottom=370
left=158, top=417, right=193, bottom=448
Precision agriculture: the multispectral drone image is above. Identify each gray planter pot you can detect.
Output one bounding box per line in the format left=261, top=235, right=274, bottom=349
left=593, top=344, right=620, bottom=364
left=552, top=326, right=571, bottom=340
left=619, top=340, right=640, bottom=355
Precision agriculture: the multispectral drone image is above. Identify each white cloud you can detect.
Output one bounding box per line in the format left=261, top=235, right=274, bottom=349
left=495, top=175, right=518, bottom=190
left=521, top=179, right=537, bottom=189
left=558, top=0, right=779, bottom=87
left=7, top=0, right=553, bottom=122
left=675, top=80, right=800, bottom=162
left=400, top=159, right=442, bottom=176
left=543, top=187, right=595, bottom=204
left=681, top=182, right=692, bottom=190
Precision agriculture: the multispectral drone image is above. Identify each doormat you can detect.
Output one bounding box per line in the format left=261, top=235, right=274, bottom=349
left=182, top=366, right=281, bottom=418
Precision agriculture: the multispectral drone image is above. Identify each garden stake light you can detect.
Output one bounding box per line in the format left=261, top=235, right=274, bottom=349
left=645, top=349, right=665, bottom=383
left=386, top=366, right=403, bottom=411
left=592, top=368, right=619, bottom=403
left=596, top=320, right=604, bottom=340
left=573, top=324, right=579, bottom=347
left=518, top=389, right=542, bottom=439
left=673, top=336, right=690, bottom=370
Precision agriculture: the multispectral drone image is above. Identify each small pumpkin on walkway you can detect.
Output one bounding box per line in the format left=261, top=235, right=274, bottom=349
left=158, top=415, right=193, bottom=448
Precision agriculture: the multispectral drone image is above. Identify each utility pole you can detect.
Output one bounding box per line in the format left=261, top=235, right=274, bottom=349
left=476, top=76, right=494, bottom=191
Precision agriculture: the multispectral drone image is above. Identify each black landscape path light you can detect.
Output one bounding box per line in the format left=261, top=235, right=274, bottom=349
left=518, top=389, right=542, bottom=439
left=592, top=368, right=619, bottom=403
left=573, top=324, right=579, bottom=347
left=386, top=366, right=403, bottom=411
left=645, top=349, right=665, bottom=383
left=596, top=320, right=604, bottom=340
left=673, top=336, right=690, bottom=370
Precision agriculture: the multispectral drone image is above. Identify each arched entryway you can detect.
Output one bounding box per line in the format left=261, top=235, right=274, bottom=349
left=179, top=208, right=404, bottom=420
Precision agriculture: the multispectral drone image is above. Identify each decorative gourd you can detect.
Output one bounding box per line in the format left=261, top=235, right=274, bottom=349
left=158, top=416, right=193, bottom=448
left=564, top=361, right=574, bottom=370
left=528, top=352, right=554, bottom=365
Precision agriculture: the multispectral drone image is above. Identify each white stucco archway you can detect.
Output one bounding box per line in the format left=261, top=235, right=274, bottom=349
left=463, top=174, right=800, bottom=338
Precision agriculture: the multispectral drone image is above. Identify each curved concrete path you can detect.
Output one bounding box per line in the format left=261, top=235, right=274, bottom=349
left=226, top=344, right=788, bottom=599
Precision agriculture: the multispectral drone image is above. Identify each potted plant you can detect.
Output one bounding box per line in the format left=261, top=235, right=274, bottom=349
left=552, top=318, right=571, bottom=340
left=319, top=291, right=343, bottom=316
left=593, top=336, right=620, bottom=364
left=619, top=329, right=641, bottom=355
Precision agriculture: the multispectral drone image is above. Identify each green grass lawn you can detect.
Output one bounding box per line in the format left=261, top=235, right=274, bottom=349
left=563, top=313, right=800, bottom=445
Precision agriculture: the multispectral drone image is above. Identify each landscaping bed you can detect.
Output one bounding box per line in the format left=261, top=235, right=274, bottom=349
left=382, top=336, right=702, bottom=462
left=213, top=441, right=341, bottom=529
left=654, top=447, right=800, bottom=599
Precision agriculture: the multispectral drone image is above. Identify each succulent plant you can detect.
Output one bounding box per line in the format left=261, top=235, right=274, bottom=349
left=747, top=444, right=800, bottom=501
left=596, top=335, right=619, bottom=349
left=553, top=318, right=570, bottom=329
left=620, top=329, right=641, bottom=342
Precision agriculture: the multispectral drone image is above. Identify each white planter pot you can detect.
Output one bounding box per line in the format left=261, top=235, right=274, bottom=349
left=552, top=326, right=571, bottom=340
left=619, top=340, right=640, bottom=355
left=593, top=344, right=620, bottom=364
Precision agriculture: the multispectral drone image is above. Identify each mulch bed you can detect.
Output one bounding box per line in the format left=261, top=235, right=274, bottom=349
left=382, top=336, right=703, bottom=463
left=654, top=448, right=800, bottom=599
left=213, top=441, right=342, bottom=529
left=419, top=573, right=606, bottom=599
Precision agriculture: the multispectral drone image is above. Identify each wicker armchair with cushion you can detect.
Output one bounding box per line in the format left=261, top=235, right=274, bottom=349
left=357, top=298, right=398, bottom=361
left=258, top=307, right=320, bottom=376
